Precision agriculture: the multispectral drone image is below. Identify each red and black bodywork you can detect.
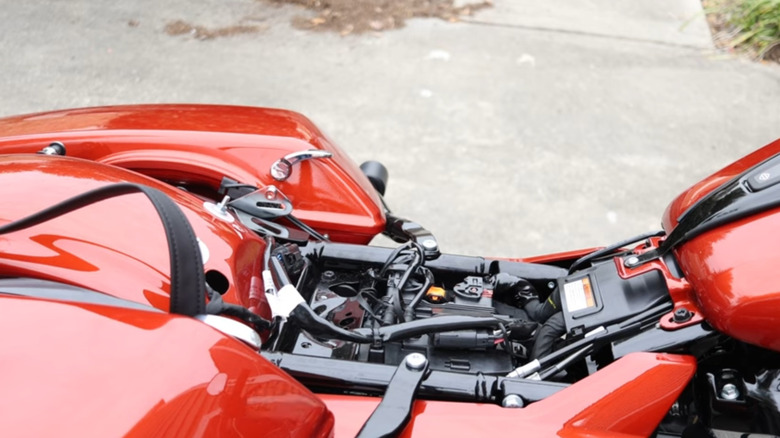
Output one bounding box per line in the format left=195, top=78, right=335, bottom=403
left=0, top=104, right=778, bottom=437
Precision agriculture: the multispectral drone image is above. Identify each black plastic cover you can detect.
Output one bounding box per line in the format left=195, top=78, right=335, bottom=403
left=560, top=260, right=669, bottom=333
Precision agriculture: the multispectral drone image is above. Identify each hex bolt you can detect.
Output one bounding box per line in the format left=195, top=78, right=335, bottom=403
left=547, top=281, right=556, bottom=290
left=624, top=256, right=639, bottom=267
left=673, top=307, right=692, bottom=323
left=322, top=270, right=336, bottom=280
left=405, top=353, right=427, bottom=371
left=721, top=383, right=740, bottom=400
left=502, top=394, right=524, bottom=408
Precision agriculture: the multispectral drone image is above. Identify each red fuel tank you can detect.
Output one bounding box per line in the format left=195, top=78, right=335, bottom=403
left=664, top=138, right=780, bottom=351
left=0, top=104, right=385, bottom=243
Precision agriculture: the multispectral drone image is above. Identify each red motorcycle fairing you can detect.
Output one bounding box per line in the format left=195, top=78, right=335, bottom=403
left=0, top=104, right=385, bottom=243
left=660, top=138, right=780, bottom=352
left=0, top=295, right=334, bottom=437
left=663, top=138, right=780, bottom=231
left=0, top=155, right=270, bottom=318
left=322, top=353, right=696, bottom=437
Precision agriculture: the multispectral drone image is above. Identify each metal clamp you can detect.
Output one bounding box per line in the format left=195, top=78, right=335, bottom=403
left=270, top=149, right=332, bottom=181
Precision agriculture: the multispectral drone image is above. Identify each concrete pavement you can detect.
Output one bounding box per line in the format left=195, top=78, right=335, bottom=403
left=1, top=0, right=778, bottom=257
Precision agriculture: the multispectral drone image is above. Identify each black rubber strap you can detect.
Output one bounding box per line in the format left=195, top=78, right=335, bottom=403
left=0, top=183, right=205, bottom=316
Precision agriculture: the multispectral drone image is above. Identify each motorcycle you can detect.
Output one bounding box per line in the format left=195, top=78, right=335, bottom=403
left=0, top=104, right=778, bottom=437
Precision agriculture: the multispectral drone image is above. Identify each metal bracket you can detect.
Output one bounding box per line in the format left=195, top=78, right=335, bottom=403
left=270, top=149, right=332, bottom=182
left=384, top=214, right=440, bottom=260
left=356, top=353, right=429, bottom=438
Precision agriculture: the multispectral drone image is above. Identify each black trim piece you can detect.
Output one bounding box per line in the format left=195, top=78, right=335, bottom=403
left=356, top=356, right=428, bottom=438
left=611, top=323, right=717, bottom=358
left=260, top=351, right=568, bottom=403
left=0, top=183, right=205, bottom=316
left=384, top=214, right=440, bottom=260
left=637, top=153, right=780, bottom=265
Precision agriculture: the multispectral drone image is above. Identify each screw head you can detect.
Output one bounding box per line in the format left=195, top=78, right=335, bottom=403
left=673, top=307, right=692, bottom=323
left=624, top=256, right=639, bottom=267
left=502, top=394, right=524, bottom=408
left=721, top=383, right=740, bottom=400
left=264, top=186, right=278, bottom=200
left=405, top=353, right=427, bottom=371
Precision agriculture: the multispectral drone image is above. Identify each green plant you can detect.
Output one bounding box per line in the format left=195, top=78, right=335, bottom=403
left=723, top=0, right=780, bottom=58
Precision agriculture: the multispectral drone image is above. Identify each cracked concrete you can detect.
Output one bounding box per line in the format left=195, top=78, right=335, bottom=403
left=0, top=0, right=778, bottom=257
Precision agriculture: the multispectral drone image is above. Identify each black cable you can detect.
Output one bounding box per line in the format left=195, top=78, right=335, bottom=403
left=537, top=345, right=594, bottom=380
left=0, top=182, right=205, bottom=316
left=270, top=256, right=292, bottom=287
left=567, top=230, right=666, bottom=274
left=354, top=315, right=503, bottom=343
left=221, top=182, right=259, bottom=191
left=404, top=267, right=433, bottom=322
left=287, top=214, right=329, bottom=241
left=379, top=242, right=412, bottom=277
left=290, top=304, right=372, bottom=343
left=355, top=288, right=388, bottom=325
left=205, top=284, right=271, bottom=331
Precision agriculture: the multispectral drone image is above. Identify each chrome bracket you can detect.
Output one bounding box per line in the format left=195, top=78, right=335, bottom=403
left=270, top=149, right=332, bottom=181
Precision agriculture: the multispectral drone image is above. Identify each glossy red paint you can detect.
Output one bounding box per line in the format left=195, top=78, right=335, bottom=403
left=660, top=138, right=780, bottom=350
left=0, top=295, right=334, bottom=437
left=0, top=155, right=270, bottom=318
left=322, top=352, right=695, bottom=437
left=674, top=208, right=780, bottom=351
left=0, top=104, right=385, bottom=243
left=663, top=138, right=780, bottom=231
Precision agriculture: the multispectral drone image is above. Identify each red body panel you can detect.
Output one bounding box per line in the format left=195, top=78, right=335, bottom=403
left=662, top=138, right=780, bottom=230
left=0, top=155, right=270, bottom=318
left=0, top=104, right=385, bottom=243
left=323, top=353, right=695, bottom=437
left=675, top=209, right=780, bottom=350
left=0, top=296, right=333, bottom=437
left=662, top=138, right=780, bottom=351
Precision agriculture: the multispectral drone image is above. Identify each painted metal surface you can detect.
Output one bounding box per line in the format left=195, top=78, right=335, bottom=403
left=660, top=138, right=780, bottom=351
left=663, top=138, right=780, bottom=231
left=674, top=208, right=780, bottom=351
left=0, top=295, right=333, bottom=437
left=0, top=104, right=385, bottom=243
left=0, top=155, right=270, bottom=319
left=322, top=353, right=696, bottom=437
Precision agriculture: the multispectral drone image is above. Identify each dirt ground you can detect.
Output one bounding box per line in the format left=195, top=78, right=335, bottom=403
left=162, top=0, right=779, bottom=65
left=264, top=0, right=493, bottom=35
left=164, top=20, right=262, bottom=40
